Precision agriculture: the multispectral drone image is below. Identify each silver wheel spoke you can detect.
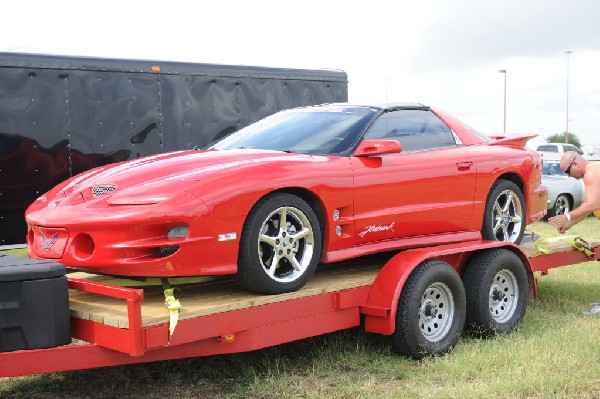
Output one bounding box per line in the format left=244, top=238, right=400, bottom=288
left=289, top=227, right=310, bottom=241
left=492, top=220, right=502, bottom=235
left=289, top=256, right=302, bottom=272
left=502, top=194, right=513, bottom=213
left=279, top=208, right=288, bottom=231
left=259, top=234, right=277, bottom=248
left=266, top=254, right=279, bottom=277
left=493, top=201, right=502, bottom=215
left=509, top=214, right=522, bottom=224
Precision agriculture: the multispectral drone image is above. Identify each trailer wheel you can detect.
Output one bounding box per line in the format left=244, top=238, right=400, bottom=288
left=391, top=260, right=466, bottom=359
left=236, top=193, right=322, bottom=294
left=463, top=249, right=528, bottom=338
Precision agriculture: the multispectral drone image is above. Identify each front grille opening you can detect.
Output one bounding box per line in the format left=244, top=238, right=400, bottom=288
left=157, top=245, right=180, bottom=257
left=92, top=185, right=116, bottom=198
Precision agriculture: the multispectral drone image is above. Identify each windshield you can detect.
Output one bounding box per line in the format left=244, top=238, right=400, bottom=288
left=210, top=106, right=379, bottom=155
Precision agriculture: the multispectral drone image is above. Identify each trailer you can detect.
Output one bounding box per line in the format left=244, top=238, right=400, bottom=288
left=0, top=236, right=598, bottom=377
left=0, top=52, right=348, bottom=246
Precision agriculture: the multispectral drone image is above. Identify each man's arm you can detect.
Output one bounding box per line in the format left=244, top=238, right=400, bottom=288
left=570, top=166, right=600, bottom=223
left=549, top=166, right=600, bottom=232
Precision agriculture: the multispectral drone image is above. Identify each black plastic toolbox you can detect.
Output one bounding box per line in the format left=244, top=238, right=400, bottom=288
left=0, top=255, right=70, bottom=352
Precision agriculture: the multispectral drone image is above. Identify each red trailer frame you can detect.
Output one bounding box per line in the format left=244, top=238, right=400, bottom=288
left=1, top=239, right=598, bottom=377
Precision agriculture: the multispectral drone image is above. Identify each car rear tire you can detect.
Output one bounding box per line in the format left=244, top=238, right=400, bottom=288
left=235, top=193, right=322, bottom=294
left=481, top=180, right=526, bottom=244
left=548, top=194, right=571, bottom=217
left=463, top=249, right=528, bottom=338
left=391, top=260, right=466, bottom=359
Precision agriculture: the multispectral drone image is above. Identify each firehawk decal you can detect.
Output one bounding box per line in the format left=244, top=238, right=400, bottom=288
left=358, top=222, right=395, bottom=238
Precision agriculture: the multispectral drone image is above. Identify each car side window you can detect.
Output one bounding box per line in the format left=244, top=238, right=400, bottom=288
left=364, top=109, right=456, bottom=152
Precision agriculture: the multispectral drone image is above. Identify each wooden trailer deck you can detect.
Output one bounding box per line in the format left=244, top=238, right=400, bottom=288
left=67, top=237, right=600, bottom=330
left=67, top=256, right=389, bottom=329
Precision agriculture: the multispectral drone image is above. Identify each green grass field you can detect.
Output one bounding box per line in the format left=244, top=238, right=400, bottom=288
left=1, top=219, right=599, bottom=398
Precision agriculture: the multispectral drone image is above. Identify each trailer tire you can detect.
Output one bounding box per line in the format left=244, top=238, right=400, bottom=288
left=235, top=193, right=322, bottom=294
left=463, top=248, right=528, bottom=338
left=391, top=260, right=466, bottom=360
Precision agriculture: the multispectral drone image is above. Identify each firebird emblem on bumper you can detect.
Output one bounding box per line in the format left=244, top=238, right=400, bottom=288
left=40, top=232, right=59, bottom=252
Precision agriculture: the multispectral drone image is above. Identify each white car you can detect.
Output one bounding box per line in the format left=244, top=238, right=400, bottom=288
left=542, top=158, right=585, bottom=217
left=536, top=143, right=583, bottom=155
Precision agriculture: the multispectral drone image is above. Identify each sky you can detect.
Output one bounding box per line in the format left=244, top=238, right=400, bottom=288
left=3, top=0, right=600, bottom=151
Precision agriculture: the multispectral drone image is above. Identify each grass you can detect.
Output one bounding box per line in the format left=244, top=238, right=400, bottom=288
left=1, top=219, right=600, bottom=398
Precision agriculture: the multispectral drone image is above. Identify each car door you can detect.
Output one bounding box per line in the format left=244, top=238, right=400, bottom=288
left=351, top=108, right=477, bottom=245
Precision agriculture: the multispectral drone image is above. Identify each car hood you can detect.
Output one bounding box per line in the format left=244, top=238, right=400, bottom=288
left=64, top=149, right=329, bottom=197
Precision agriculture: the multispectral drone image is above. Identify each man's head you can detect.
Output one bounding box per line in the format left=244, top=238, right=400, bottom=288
left=560, top=151, right=585, bottom=179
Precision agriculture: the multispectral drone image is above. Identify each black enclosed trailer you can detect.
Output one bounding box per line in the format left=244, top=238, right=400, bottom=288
left=0, top=52, right=348, bottom=245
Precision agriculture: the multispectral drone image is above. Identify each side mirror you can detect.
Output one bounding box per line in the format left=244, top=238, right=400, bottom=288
left=354, top=139, right=402, bottom=157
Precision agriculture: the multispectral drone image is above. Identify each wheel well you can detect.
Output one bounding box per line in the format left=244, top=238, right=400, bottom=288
left=254, top=187, right=326, bottom=248
left=495, top=173, right=524, bottom=194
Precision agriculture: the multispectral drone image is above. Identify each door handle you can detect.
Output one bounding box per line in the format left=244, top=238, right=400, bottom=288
left=456, top=161, right=473, bottom=171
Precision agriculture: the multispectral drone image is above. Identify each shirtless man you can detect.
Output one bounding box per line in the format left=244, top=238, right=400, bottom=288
left=549, top=151, right=600, bottom=315
left=548, top=151, right=600, bottom=233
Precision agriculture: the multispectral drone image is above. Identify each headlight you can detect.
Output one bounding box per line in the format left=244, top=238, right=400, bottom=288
left=168, top=225, right=189, bottom=239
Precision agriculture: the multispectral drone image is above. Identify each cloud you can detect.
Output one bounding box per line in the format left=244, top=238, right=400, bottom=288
left=407, top=0, right=600, bottom=72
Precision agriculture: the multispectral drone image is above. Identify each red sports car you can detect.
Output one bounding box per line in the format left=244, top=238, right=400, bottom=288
left=26, top=103, right=547, bottom=293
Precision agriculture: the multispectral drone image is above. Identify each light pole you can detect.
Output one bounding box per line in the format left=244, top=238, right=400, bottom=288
left=565, top=50, right=572, bottom=144
left=499, top=69, right=507, bottom=135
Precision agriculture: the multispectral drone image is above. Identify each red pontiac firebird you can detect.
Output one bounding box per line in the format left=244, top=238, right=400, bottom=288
left=26, top=103, right=548, bottom=294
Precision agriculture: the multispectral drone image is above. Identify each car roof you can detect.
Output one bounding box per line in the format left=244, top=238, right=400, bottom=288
left=315, top=102, right=429, bottom=112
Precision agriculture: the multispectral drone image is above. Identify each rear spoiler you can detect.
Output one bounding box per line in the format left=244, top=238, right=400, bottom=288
left=488, top=134, right=538, bottom=148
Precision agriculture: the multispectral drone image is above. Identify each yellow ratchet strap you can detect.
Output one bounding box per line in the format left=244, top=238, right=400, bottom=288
left=572, top=237, right=595, bottom=258
left=162, top=278, right=181, bottom=340
left=81, top=275, right=214, bottom=339
left=533, top=233, right=594, bottom=258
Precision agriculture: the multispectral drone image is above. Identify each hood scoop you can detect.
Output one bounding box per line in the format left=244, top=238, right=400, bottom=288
left=92, top=185, right=117, bottom=198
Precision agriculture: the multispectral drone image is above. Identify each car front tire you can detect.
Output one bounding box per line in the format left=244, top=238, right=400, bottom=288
left=236, top=193, right=322, bottom=294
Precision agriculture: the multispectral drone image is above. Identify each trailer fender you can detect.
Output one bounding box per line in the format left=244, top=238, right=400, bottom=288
left=361, top=240, right=532, bottom=335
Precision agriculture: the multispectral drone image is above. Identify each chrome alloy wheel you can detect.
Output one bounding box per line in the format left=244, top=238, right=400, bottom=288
left=489, top=269, right=519, bottom=323
left=257, top=206, right=315, bottom=283
left=419, top=282, right=455, bottom=343
left=492, top=189, right=523, bottom=242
